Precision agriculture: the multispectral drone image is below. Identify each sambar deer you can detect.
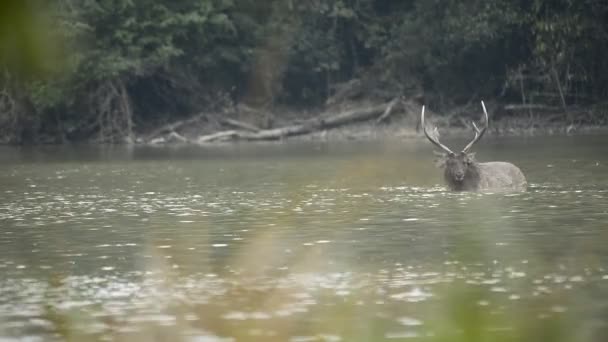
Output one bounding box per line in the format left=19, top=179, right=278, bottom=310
left=421, top=101, right=527, bottom=192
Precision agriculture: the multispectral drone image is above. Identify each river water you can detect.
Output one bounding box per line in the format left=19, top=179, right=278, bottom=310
left=1, top=135, right=608, bottom=341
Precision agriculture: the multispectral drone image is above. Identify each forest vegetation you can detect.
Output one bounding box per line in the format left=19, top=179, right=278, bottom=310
left=1, top=0, right=608, bottom=144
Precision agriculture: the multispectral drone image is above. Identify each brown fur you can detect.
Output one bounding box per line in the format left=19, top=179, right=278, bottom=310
left=422, top=101, right=527, bottom=192
left=440, top=152, right=527, bottom=192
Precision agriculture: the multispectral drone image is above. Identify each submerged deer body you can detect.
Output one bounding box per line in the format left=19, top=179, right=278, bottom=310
left=421, top=102, right=527, bottom=192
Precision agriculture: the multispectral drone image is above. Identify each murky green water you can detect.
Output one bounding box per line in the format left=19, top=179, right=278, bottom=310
left=1, top=135, right=608, bottom=341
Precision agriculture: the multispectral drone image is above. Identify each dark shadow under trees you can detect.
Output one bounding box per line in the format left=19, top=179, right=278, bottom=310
left=1, top=0, right=608, bottom=144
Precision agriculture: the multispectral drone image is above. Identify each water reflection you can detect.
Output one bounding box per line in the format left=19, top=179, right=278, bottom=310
left=1, top=136, right=608, bottom=340
left=1, top=263, right=606, bottom=340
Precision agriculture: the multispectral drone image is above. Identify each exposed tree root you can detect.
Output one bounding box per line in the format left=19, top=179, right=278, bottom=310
left=0, top=70, right=40, bottom=144
left=88, top=79, right=134, bottom=143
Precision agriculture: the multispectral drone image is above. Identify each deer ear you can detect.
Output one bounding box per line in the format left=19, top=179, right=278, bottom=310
left=467, top=152, right=476, bottom=161
left=434, top=155, right=447, bottom=168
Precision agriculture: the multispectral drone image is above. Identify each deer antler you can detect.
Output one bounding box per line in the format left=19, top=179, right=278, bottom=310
left=421, top=105, right=454, bottom=154
left=462, top=101, right=489, bottom=153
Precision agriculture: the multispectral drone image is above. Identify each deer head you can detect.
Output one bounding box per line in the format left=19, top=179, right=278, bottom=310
left=421, top=101, right=489, bottom=183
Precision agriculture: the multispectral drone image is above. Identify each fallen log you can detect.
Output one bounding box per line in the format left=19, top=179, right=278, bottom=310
left=197, top=130, right=239, bottom=143
left=320, top=102, right=388, bottom=127
left=195, top=101, right=392, bottom=143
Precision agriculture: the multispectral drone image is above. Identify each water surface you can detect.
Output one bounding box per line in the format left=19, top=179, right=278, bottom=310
left=1, top=135, right=608, bottom=341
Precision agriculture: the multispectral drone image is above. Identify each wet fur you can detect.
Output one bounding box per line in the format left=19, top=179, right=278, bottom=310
left=439, top=152, right=527, bottom=192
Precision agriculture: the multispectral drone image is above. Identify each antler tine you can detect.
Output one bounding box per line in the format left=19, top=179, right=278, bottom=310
left=471, top=122, right=480, bottom=133
left=462, top=100, right=489, bottom=153
left=421, top=105, right=454, bottom=154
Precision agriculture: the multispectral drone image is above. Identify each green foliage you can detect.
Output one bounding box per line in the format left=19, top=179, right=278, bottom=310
left=379, top=0, right=526, bottom=103
left=1, top=0, right=608, bottom=143
left=525, top=0, right=608, bottom=100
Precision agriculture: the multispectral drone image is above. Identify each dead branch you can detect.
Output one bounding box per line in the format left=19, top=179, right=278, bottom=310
left=551, top=66, right=567, bottom=112
left=166, top=131, right=189, bottom=143
left=145, top=113, right=260, bottom=144
left=117, top=80, right=134, bottom=142
left=194, top=101, right=392, bottom=143
left=197, top=130, right=239, bottom=143
left=326, top=79, right=363, bottom=107
left=375, top=97, right=401, bottom=124
left=503, top=104, right=561, bottom=111
left=145, top=112, right=207, bottom=140
left=218, top=117, right=260, bottom=132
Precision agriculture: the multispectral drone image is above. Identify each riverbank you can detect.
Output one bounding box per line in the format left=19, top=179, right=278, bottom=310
left=137, top=99, right=608, bottom=146
left=289, top=120, right=608, bottom=143
left=2, top=99, right=607, bottom=146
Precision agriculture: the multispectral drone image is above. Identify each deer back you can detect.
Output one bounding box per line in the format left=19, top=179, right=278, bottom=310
left=476, top=162, right=527, bottom=191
